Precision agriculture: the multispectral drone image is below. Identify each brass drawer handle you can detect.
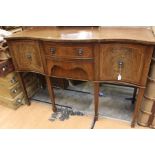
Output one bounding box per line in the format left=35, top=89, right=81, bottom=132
left=77, top=48, right=83, bottom=56
left=10, top=77, right=17, bottom=84
left=51, top=48, right=56, bottom=55
left=2, top=65, right=7, bottom=72
left=11, top=89, right=17, bottom=94
left=16, top=98, right=22, bottom=104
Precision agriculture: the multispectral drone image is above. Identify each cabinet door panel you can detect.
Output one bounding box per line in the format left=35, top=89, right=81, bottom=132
left=46, top=58, right=94, bottom=80
left=99, top=43, right=150, bottom=85
left=9, top=40, right=44, bottom=73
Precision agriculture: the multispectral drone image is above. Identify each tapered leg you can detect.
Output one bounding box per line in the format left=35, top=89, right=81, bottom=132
left=94, top=82, right=100, bottom=121
left=131, top=88, right=145, bottom=128
left=17, top=72, right=30, bottom=105
left=45, top=76, right=57, bottom=112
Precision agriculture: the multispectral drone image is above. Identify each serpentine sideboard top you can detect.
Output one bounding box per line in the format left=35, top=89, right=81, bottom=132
left=6, top=27, right=155, bottom=44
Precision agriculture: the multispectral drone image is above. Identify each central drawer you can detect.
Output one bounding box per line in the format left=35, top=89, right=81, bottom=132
left=43, top=42, right=94, bottom=59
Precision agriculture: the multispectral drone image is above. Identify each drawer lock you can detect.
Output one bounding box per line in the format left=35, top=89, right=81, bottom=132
left=26, top=53, right=32, bottom=60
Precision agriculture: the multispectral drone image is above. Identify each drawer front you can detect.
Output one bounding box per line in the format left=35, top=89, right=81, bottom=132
left=0, top=59, right=14, bottom=77
left=46, top=59, right=94, bottom=80
left=0, top=72, right=18, bottom=87
left=43, top=42, right=94, bottom=59
left=8, top=40, right=44, bottom=73
left=0, top=92, right=26, bottom=109
left=0, top=82, right=22, bottom=99
left=99, top=43, right=152, bottom=85
left=9, top=82, right=22, bottom=98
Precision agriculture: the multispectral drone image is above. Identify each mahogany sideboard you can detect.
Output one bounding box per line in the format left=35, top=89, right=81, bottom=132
left=5, top=27, right=155, bottom=127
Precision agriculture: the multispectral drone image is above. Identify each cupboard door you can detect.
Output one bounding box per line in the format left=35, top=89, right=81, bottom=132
left=99, top=43, right=152, bottom=85
left=9, top=40, right=44, bottom=73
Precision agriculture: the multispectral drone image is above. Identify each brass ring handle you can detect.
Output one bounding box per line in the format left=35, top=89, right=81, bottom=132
left=77, top=48, right=83, bottom=56
left=51, top=48, right=56, bottom=55
left=118, top=61, right=124, bottom=67
left=118, top=61, right=124, bottom=71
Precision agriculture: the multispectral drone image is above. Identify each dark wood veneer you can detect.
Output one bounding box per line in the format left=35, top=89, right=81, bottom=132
left=6, top=27, right=155, bottom=128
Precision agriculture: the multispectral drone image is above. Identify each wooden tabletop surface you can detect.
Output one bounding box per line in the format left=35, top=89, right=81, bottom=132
left=6, top=26, right=155, bottom=44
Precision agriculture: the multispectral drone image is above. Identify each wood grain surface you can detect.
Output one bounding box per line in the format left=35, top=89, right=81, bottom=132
left=6, top=27, right=155, bottom=44
left=0, top=101, right=146, bottom=129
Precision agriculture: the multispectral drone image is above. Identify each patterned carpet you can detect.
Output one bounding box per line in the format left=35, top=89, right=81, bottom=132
left=32, top=81, right=135, bottom=121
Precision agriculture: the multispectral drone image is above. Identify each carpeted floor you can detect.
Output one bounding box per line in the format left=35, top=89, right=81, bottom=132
left=32, top=81, right=135, bottom=122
